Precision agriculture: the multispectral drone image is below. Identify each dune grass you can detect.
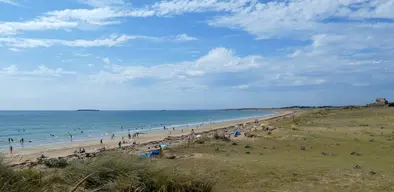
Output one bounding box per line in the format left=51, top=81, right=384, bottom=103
left=0, top=153, right=213, bottom=192
left=2, top=107, right=394, bottom=192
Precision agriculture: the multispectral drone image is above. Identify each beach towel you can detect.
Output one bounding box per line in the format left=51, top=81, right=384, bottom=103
left=138, top=153, right=148, bottom=158
left=231, top=131, right=241, bottom=136
left=148, top=150, right=160, bottom=158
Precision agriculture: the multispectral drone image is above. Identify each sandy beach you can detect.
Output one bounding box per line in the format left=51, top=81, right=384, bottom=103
left=2, top=110, right=295, bottom=165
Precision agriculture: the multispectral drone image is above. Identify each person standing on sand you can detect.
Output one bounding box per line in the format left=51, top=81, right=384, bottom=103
left=111, top=133, right=115, bottom=140
left=118, top=141, right=121, bottom=148
left=128, top=133, right=131, bottom=140
left=68, top=132, right=73, bottom=142
left=100, top=139, right=103, bottom=144
left=173, top=127, right=175, bottom=131
left=9, top=145, right=13, bottom=154
left=20, top=138, right=24, bottom=148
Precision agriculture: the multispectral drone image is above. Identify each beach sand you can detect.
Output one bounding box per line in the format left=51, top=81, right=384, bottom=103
left=2, top=110, right=295, bottom=165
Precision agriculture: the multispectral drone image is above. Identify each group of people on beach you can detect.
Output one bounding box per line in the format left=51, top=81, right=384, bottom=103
left=6, top=122, right=213, bottom=155
left=7, top=137, right=27, bottom=154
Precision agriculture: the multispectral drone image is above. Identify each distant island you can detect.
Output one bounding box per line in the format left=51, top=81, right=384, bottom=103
left=76, top=109, right=100, bottom=112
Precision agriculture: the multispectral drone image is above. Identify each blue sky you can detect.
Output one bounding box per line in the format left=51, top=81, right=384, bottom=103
left=0, top=0, right=393, bottom=110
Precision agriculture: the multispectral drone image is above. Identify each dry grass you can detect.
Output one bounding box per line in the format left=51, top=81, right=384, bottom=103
left=3, top=107, right=394, bottom=192
left=152, top=107, right=394, bottom=192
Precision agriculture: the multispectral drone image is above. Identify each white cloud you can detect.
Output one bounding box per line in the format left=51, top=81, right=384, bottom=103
left=175, top=33, right=197, bottom=41
left=0, top=65, right=18, bottom=75
left=232, top=84, right=249, bottom=89
left=26, top=65, right=76, bottom=76
left=208, top=0, right=394, bottom=39
left=79, top=0, right=127, bottom=8
left=0, top=35, right=157, bottom=48
left=0, top=7, right=154, bottom=35
left=152, top=0, right=252, bottom=16
left=88, top=64, right=94, bottom=67
left=74, top=53, right=92, bottom=57
left=0, top=65, right=76, bottom=77
left=45, top=7, right=155, bottom=26
left=102, top=57, right=110, bottom=64
left=0, top=17, right=78, bottom=35
left=91, top=47, right=262, bottom=83
left=8, top=48, right=21, bottom=52
left=0, top=0, right=252, bottom=35
left=0, top=0, right=18, bottom=6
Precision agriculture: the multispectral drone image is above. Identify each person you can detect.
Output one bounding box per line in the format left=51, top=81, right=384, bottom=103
left=159, top=144, right=163, bottom=158
left=128, top=133, right=131, bottom=139
left=8, top=138, right=11, bottom=143
left=9, top=145, right=13, bottom=154
left=181, top=129, right=184, bottom=133
left=118, top=141, right=122, bottom=148
left=69, top=134, right=73, bottom=142
left=173, top=127, right=175, bottom=131
left=20, top=138, right=24, bottom=148
left=111, top=133, right=115, bottom=140
left=100, top=139, right=103, bottom=144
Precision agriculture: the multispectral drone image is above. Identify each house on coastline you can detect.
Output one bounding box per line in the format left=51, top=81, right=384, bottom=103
left=367, top=98, right=393, bottom=107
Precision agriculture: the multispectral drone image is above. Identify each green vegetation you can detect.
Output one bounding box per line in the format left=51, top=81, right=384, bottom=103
left=0, top=154, right=213, bottom=192
left=2, top=107, right=394, bottom=191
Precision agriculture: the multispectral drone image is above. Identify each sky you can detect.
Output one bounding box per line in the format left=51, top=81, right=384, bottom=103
left=0, top=0, right=393, bottom=110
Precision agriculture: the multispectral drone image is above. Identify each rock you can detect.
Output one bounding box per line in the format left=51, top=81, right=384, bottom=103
left=165, top=155, right=176, bottom=159
left=244, top=144, right=250, bottom=148
left=245, top=151, right=250, bottom=154
left=369, top=170, right=376, bottom=175
left=369, top=138, right=375, bottom=142
left=232, top=142, right=237, bottom=145
left=353, top=164, right=361, bottom=169
left=300, top=146, right=306, bottom=151
left=321, top=152, right=328, bottom=156
left=350, top=152, right=361, bottom=156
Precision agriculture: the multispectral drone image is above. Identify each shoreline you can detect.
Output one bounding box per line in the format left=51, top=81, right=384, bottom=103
left=0, top=111, right=275, bottom=150
left=3, top=110, right=295, bottom=166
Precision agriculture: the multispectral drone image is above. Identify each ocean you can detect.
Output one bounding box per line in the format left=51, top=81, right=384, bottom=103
left=0, top=110, right=273, bottom=150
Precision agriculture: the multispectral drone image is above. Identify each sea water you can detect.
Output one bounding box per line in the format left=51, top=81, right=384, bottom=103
left=0, top=110, right=273, bottom=149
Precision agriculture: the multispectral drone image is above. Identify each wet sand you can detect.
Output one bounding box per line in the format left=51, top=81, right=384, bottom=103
left=2, top=110, right=295, bottom=165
